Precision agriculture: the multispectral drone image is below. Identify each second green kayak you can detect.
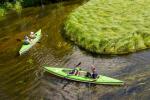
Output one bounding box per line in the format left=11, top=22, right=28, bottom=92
left=19, top=29, right=41, bottom=55
left=44, top=66, right=124, bottom=85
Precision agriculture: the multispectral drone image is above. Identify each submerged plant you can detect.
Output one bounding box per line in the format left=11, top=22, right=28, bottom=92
left=13, top=1, right=22, bottom=14
left=65, top=0, right=150, bottom=54
left=0, top=7, right=5, bottom=16
left=27, top=59, right=33, bottom=64
left=0, top=1, right=22, bottom=17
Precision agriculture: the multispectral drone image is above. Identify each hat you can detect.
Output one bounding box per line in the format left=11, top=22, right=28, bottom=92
left=30, top=32, right=34, bottom=34
left=25, top=35, right=28, bottom=39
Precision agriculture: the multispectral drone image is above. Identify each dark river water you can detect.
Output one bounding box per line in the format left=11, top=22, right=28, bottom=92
left=0, top=1, right=150, bottom=100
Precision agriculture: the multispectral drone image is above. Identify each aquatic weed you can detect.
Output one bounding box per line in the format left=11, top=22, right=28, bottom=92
left=65, top=0, right=150, bottom=54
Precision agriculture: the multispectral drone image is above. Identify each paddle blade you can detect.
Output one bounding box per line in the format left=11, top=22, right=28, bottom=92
left=16, top=39, right=22, bottom=42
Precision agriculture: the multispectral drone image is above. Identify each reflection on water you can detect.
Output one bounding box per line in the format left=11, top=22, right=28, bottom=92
left=0, top=1, right=150, bottom=100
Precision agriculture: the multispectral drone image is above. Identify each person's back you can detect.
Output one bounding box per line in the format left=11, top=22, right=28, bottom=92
left=24, top=36, right=30, bottom=45
left=91, top=65, right=98, bottom=79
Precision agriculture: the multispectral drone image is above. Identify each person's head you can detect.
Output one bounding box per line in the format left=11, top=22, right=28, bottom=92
left=25, top=35, right=28, bottom=39
left=30, top=32, right=34, bottom=35
left=91, top=64, right=95, bottom=70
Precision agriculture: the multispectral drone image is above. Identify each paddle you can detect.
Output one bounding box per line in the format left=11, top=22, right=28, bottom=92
left=75, top=62, right=81, bottom=67
left=16, top=39, right=22, bottom=42
left=62, top=81, right=70, bottom=89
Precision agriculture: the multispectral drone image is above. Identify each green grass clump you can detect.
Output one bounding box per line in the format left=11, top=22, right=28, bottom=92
left=13, top=1, right=22, bottom=13
left=0, top=7, right=5, bottom=16
left=0, top=1, right=22, bottom=17
left=65, top=0, right=150, bottom=54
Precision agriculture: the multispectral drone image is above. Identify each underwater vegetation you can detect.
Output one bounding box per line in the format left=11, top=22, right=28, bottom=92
left=65, top=0, right=150, bottom=54
left=0, top=0, right=22, bottom=17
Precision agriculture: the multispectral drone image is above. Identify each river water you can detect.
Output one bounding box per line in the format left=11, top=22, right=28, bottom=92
left=0, top=1, right=150, bottom=100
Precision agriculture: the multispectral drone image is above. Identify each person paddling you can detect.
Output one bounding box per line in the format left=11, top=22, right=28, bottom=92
left=91, top=65, right=98, bottom=79
left=85, top=65, right=98, bottom=79
left=29, top=32, right=36, bottom=39
left=23, top=35, right=30, bottom=45
left=69, top=62, right=81, bottom=75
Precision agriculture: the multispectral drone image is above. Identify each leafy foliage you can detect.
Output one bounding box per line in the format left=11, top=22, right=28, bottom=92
left=65, top=0, right=150, bottom=54
left=0, top=7, right=5, bottom=16
left=0, top=0, right=22, bottom=17
left=13, top=1, right=22, bottom=13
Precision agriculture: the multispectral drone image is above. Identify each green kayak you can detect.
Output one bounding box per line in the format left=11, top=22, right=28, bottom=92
left=19, top=29, right=42, bottom=55
left=44, top=66, right=124, bottom=85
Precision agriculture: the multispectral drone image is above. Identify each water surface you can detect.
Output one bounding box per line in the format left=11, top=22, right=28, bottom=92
left=0, top=1, right=150, bottom=100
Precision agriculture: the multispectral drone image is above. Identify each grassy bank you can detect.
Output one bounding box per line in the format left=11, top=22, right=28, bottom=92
left=0, top=1, right=22, bottom=19
left=65, top=0, right=150, bottom=54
